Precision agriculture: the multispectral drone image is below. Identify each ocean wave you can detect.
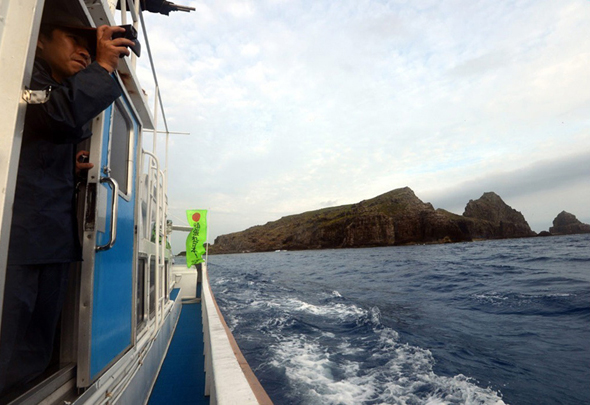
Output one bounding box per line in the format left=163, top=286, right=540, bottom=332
left=471, top=290, right=577, bottom=303
left=267, top=327, right=505, bottom=405
left=468, top=290, right=590, bottom=319
left=216, top=281, right=507, bottom=404
left=208, top=235, right=590, bottom=405
left=255, top=295, right=504, bottom=405
left=277, top=297, right=368, bottom=321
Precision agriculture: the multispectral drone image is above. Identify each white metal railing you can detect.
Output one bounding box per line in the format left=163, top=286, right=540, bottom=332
left=158, top=167, right=167, bottom=317
left=141, top=150, right=167, bottom=332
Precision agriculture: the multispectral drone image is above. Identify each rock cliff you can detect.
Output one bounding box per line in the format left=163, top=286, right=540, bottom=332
left=549, top=211, right=590, bottom=235
left=211, top=188, right=536, bottom=254
left=463, top=192, right=536, bottom=239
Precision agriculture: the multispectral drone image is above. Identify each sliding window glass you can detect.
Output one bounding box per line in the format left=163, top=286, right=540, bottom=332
left=109, top=100, right=133, bottom=197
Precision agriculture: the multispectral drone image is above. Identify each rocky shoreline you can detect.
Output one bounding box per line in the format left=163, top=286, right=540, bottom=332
left=209, top=187, right=589, bottom=254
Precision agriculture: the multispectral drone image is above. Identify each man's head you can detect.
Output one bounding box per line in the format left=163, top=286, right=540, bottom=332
left=37, top=10, right=97, bottom=83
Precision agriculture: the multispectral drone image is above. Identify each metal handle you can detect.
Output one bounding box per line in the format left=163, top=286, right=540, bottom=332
left=22, top=87, right=51, bottom=104
left=96, top=177, right=119, bottom=251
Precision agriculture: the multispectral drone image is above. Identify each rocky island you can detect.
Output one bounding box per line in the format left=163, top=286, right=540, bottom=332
left=210, top=187, right=538, bottom=254
left=549, top=211, right=590, bottom=235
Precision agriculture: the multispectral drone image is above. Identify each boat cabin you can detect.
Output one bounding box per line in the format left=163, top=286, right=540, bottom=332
left=0, top=0, right=176, bottom=402
left=0, top=1, right=271, bottom=403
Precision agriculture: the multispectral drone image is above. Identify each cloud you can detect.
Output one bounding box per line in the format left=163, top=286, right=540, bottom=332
left=136, top=0, right=590, bottom=248
left=422, top=151, right=590, bottom=230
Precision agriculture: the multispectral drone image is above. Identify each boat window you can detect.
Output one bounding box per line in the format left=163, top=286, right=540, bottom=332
left=149, top=257, right=156, bottom=319
left=109, top=100, right=133, bottom=197
left=164, top=259, right=170, bottom=298
left=136, top=257, right=146, bottom=332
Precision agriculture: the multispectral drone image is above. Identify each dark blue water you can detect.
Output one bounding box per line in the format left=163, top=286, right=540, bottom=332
left=207, top=234, right=590, bottom=405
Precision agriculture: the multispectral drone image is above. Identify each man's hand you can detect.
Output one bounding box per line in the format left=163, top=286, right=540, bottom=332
left=75, top=150, right=94, bottom=175
left=95, top=25, right=136, bottom=73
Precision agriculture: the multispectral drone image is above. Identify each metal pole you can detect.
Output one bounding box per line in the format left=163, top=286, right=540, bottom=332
left=131, top=0, right=139, bottom=68
left=121, top=0, right=127, bottom=25
left=165, top=131, right=169, bottom=180
left=142, top=130, right=190, bottom=136
left=205, top=211, right=209, bottom=265
left=152, top=86, right=159, bottom=155
left=134, top=0, right=140, bottom=23
left=139, top=10, right=169, bottom=134
left=155, top=165, right=160, bottom=330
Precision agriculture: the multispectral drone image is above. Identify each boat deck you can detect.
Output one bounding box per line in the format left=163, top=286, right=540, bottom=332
left=148, top=302, right=209, bottom=404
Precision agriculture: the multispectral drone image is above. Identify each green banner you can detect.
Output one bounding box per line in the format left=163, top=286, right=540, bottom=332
left=186, top=209, right=208, bottom=267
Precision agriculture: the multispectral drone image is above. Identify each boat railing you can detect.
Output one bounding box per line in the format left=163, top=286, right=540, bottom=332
left=200, top=263, right=274, bottom=404
left=141, top=150, right=168, bottom=333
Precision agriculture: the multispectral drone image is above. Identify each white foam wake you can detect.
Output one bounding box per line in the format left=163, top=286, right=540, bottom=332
left=266, top=299, right=506, bottom=405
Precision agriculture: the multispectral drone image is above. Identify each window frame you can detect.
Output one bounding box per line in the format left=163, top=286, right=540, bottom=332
left=107, top=98, right=135, bottom=201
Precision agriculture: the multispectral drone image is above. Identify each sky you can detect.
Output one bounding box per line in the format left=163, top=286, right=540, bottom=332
left=133, top=0, right=590, bottom=251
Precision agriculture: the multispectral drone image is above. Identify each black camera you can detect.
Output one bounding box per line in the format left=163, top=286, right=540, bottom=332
left=112, top=24, right=141, bottom=57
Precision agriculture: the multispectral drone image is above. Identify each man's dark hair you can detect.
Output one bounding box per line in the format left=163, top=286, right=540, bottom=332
left=39, top=24, right=57, bottom=39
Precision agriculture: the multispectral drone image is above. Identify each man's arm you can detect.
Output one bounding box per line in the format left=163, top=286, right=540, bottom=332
left=26, top=61, right=121, bottom=143
left=26, top=25, right=135, bottom=144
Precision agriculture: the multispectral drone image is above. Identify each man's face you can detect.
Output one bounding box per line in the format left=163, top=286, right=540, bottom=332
left=37, top=28, right=92, bottom=83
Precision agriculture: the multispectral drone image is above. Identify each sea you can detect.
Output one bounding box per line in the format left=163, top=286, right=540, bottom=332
left=204, top=234, right=590, bottom=405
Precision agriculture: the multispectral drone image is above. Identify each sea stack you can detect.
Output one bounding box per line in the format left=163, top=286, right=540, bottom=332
left=462, top=192, right=536, bottom=239
left=549, top=211, right=590, bottom=235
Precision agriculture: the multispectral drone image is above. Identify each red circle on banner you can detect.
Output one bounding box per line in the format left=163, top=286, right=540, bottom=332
left=192, top=213, right=201, bottom=222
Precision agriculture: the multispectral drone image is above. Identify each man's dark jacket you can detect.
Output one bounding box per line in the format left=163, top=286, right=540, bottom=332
left=8, top=58, right=121, bottom=265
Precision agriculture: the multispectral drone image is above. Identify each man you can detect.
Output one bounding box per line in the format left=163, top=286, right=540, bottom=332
left=0, top=9, right=134, bottom=395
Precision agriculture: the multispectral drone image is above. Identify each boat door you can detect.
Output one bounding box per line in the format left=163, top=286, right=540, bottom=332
left=77, top=94, right=140, bottom=386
